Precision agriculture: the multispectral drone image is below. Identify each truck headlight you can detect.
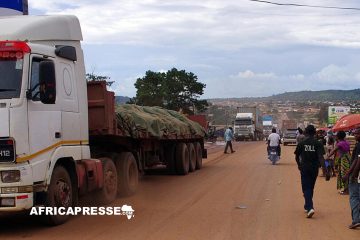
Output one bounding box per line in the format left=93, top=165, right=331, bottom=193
left=1, top=170, right=20, bottom=183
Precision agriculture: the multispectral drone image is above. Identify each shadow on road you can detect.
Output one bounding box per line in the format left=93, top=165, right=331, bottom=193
left=262, top=161, right=296, bottom=167
left=0, top=211, right=47, bottom=232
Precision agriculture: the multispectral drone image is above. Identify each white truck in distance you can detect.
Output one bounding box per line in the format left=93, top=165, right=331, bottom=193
left=234, top=113, right=254, bottom=140
left=0, top=15, right=206, bottom=225
left=233, top=107, right=263, bottom=141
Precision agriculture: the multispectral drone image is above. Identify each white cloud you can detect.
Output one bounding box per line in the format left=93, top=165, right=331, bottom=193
left=158, top=69, right=167, bottom=73
left=315, top=64, right=349, bottom=82
left=30, top=0, right=360, bottom=49
left=215, top=64, right=360, bottom=98
left=110, top=73, right=145, bottom=97
left=231, top=70, right=276, bottom=79
left=29, top=1, right=360, bottom=98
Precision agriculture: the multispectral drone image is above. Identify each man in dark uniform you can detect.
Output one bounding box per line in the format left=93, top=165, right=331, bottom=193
left=294, top=125, right=325, bottom=218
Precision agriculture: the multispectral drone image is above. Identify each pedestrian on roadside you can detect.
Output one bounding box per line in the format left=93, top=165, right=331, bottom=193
left=224, top=127, right=235, bottom=154
left=296, top=128, right=306, bottom=145
left=294, top=125, right=325, bottom=218
left=342, top=128, right=360, bottom=229
left=319, top=133, right=330, bottom=178
left=329, top=131, right=351, bottom=195
left=325, top=136, right=336, bottom=177
left=324, top=130, right=334, bottom=144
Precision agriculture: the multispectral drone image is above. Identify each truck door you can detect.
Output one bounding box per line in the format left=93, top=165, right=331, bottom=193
left=27, top=55, right=61, bottom=182
left=57, top=60, right=80, bottom=136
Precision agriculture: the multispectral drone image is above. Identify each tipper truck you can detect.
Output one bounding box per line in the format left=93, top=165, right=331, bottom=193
left=233, top=107, right=263, bottom=141
left=0, top=15, right=206, bottom=225
left=281, top=120, right=297, bottom=146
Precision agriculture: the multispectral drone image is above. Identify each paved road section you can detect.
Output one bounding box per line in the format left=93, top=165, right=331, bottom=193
left=0, top=142, right=358, bottom=239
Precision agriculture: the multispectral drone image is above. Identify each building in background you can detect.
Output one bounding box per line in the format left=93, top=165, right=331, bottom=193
left=0, top=0, right=28, bottom=16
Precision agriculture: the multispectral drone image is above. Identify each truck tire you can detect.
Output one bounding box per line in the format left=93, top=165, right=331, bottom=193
left=116, top=152, right=139, bottom=196
left=165, top=144, right=176, bottom=174
left=94, top=158, right=118, bottom=204
left=43, top=165, right=73, bottom=225
left=176, top=143, right=189, bottom=175
left=188, top=143, right=196, bottom=172
left=195, top=142, right=203, bottom=170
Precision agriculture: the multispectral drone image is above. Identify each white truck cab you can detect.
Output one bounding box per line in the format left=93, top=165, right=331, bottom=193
left=233, top=113, right=254, bottom=140
left=0, top=15, right=90, bottom=216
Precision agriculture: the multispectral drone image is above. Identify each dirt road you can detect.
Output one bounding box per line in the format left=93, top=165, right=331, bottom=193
left=0, top=142, right=358, bottom=239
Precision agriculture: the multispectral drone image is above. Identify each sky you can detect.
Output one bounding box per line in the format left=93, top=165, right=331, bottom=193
left=28, top=0, right=360, bottom=98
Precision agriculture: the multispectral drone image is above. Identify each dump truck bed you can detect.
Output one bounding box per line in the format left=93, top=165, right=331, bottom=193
left=87, top=81, right=205, bottom=140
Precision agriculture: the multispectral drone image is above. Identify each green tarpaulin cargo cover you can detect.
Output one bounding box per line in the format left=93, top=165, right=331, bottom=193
left=115, top=104, right=205, bottom=139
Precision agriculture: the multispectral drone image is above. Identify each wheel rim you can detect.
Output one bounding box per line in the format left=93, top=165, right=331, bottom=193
left=54, top=179, right=71, bottom=207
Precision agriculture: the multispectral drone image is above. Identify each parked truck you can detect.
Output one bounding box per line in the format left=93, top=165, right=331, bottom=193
left=0, top=15, right=206, bottom=225
left=233, top=107, right=263, bottom=141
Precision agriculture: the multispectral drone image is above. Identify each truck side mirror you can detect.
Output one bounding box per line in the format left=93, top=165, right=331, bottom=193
left=39, top=61, right=56, bottom=104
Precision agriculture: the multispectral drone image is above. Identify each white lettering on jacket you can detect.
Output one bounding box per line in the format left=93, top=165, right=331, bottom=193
left=304, top=145, right=315, bottom=152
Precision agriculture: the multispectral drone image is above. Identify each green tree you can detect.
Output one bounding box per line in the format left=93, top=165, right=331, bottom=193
left=132, top=68, right=208, bottom=114
left=132, top=70, right=165, bottom=106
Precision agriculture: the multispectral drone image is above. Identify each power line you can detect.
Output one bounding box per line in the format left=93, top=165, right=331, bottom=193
left=249, top=0, right=360, bottom=11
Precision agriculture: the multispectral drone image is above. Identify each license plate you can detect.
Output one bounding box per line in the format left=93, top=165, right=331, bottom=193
left=1, top=198, right=15, bottom=207
left=0, top=139, right=15, bottom=162
left=271, top=152, right=276, bottom=154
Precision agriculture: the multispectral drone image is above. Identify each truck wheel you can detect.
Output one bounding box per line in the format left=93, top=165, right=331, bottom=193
left=94, top=158, right=118, bottom=204
left=165, top=144, right=176, bottom=174
left=195, top=142, right=203, bottom=170
left=43, top=165, right=73, bottom=225
left=116, top=152, right=139, bottom=196
left=188, top=143, right=196, bottom=172
left=176, top=143, right=189, bottom=175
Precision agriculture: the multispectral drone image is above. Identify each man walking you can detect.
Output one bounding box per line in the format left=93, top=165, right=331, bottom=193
left=224, top=127, right=235, bottom=154
left=294, top=125, right=325, bottom=218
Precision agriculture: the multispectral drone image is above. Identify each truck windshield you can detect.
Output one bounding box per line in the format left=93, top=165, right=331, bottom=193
left=0, top=58, right=23, bottom=99
left=235, top=119, right=252, bottom=125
